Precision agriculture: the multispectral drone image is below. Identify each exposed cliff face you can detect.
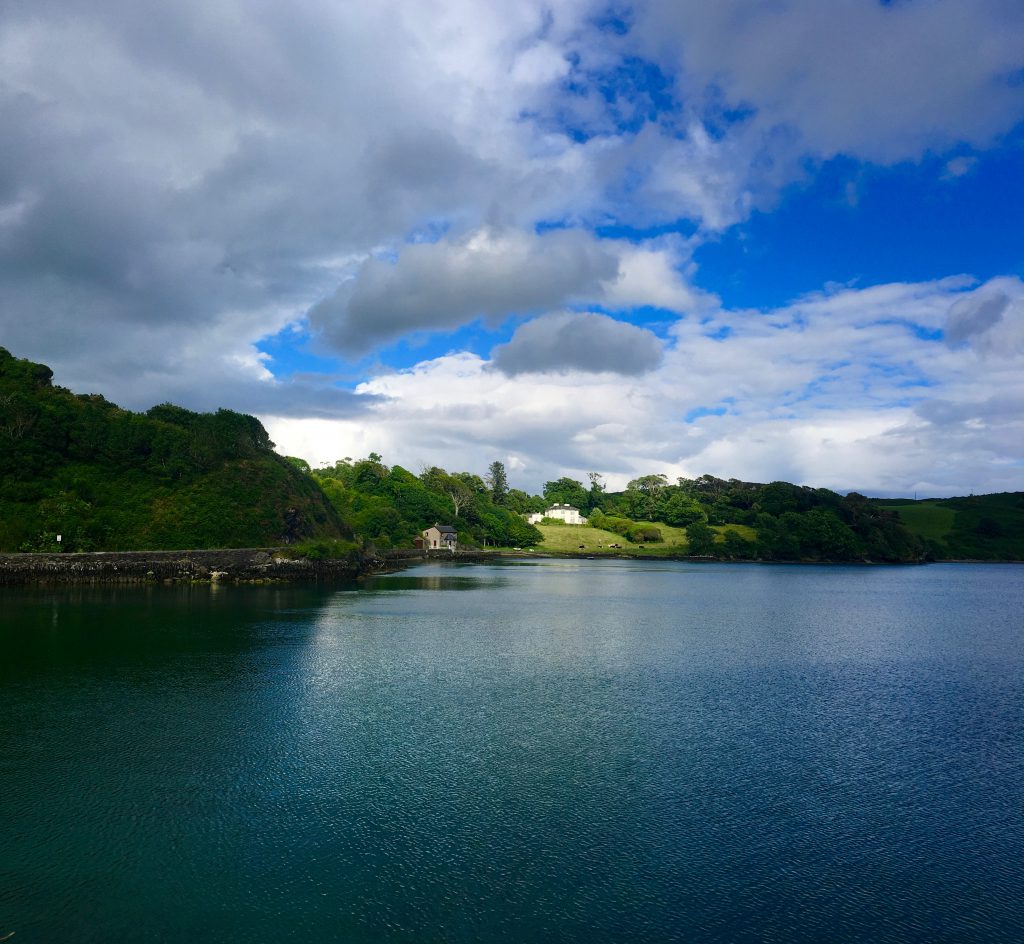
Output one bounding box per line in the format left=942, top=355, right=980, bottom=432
left=0, top=347, right=348, bottom=552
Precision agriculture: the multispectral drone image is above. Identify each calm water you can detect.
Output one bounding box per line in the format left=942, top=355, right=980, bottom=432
left=1, top=560, right=1023, bottom=943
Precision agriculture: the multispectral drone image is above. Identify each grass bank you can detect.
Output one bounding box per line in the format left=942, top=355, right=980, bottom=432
left=531, top=522, right=757, bottom=555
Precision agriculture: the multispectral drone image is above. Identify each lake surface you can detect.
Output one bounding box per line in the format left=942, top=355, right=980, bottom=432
left=2, top=560, right=1023, bottom=943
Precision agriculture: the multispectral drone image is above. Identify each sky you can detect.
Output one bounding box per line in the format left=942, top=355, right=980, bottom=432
left=2, top=0, right=1023, bottom=496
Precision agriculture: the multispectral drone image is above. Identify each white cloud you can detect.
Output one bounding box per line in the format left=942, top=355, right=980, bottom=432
left=0, top=0, right=605, bottom=396
left=271, top=276, right=1024, bottom=496
left=3, top=0, right=1023, bottom=500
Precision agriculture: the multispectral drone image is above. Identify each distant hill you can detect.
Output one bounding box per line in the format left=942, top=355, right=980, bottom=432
left=0, top=347, right=346, bottom=551
left=872, top=494, right=1024, bottom=561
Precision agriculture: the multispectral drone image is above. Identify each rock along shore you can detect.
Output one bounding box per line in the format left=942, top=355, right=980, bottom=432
left=0, top=548, right=371, bottom=586
left=0, top=547, right=509, bottom=586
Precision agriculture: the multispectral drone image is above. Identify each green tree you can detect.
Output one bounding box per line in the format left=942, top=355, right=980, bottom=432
left=626, top=474, right=668, bottom=519
left=543, top=477, right=588, bottom=509
left=486, top=460, right=509, bottom=505
left=722, top=529, right=752, bottom=559
left=420, top=467, right=474, bottom=518
left=661, top=491, right=706, bottom=527
left=686, top=520, right=717, bottom=556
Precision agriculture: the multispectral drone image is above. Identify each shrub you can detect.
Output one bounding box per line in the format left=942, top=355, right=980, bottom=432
left=627, top=525, right=663, bottom=543
left=288, top=538, right=359, bottom=561
left=602, top=516, right=634, bottom=537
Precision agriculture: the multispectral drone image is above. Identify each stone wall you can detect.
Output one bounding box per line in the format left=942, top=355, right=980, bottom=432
left=0, top=548, right=372, bottom=585
left=0, top=546, right=515, bottom=586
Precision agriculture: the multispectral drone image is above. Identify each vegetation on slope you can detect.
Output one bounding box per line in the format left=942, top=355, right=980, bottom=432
left=534, top=522, right=757, bottom=557
left=0, top=348, right=344, bottom=551
left=577, top=475, right=925, bottom=562
left=874, top=494, right=1024, bottom=560
left=308, top=457, right=543, bottom=551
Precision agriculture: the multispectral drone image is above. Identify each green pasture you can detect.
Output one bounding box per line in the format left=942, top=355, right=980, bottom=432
left=531, top=522, right=757, bottom=555
left=886, top=503, right=956, bottom=541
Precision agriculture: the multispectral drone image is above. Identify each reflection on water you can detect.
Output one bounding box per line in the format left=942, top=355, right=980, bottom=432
left=365, top=571, right=511, bottom=592
left=1, top=560, right=1023, bottom=944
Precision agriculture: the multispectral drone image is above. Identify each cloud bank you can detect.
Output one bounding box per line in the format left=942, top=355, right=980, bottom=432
left=270, top=276, right=1024, bottom=496
left=2, top=0, right=1023, bottom=494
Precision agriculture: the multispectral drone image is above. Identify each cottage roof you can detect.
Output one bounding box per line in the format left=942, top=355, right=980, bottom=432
left=547, top=503, right=578, bottom=511
left=432, top=524, right=457, bottom=534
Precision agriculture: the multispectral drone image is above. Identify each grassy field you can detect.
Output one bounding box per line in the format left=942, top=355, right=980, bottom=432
left=885, top=503, right=956, bottom=541
left=531, top=522, right=757, bottom=555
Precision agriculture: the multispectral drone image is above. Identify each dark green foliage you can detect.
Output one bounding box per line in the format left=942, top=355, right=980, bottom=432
left=487, top=460, right=509, bottom=505
left=594, top=514, right=635, bottom=537
left=288, top=538, right=360, bottom=561
left=686, top=521, right=717, bottom=556
left=505, top=488, right=544, bottom=514
left=660, top=491, right=706, bottom=526
left=543, top=477, right=589, bottom=510
left=874, top=493, right=1024, bottom=560
left=0, top=347, right=345, bottom=551
left=625, top=474, right=668, bottom=520
left=627, top=524, right=663, bottom=543
left=584, top=474, right=927, bottom=561
left=721, top=529, right=753, bottom=559
left=592, top=475, right=925, bottom=561
left=309, top=455, right=543, bottom=549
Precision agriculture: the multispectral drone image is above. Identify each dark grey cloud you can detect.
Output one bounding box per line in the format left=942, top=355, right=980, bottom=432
left=635, top=0, right=1024, bottom=163
left=491, top=311, right=664, bottom=376
left=309, top=228, right=620, bottom=354
left=144, top=375, right=380, bottom=420
left=915, top=392, right=1024, bottom=430
left=0, top=0, right=600, bottom=410
left=945, top=292, right=1009, bottom=346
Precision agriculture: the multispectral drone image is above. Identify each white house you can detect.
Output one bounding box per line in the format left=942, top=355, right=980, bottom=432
left=527, top=503, right=588, bottom=525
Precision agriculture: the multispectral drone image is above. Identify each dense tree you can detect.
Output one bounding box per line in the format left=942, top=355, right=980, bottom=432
left=487, top=460, right=509, bottom=506
left=0, top=348, right=344, bottom=551
left=661, top=491, right=706, bottom=527
left=685, top=521, right=717, bottom=556
left=543, top=477, right=588, bottom=510
left=721, top=529, right=752, bottom=559
left=626, top=474, right=668, bottom=519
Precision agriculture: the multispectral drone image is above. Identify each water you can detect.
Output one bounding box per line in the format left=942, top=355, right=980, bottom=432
left=1, top=560, right=1022, bottom=943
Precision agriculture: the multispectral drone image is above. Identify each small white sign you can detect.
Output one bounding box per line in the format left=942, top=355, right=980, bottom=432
left=56, top=534, right=62, bottom=543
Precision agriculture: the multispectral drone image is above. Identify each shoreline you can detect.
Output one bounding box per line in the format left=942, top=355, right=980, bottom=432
left=2, top=546, right=1016, bottom=586
left=0, top=547, right=372, bottom=586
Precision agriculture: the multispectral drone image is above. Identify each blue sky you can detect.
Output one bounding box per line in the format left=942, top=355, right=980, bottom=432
left=696, top=147, right=1024, bottom=310
left=2, top=0, right=1023, bottom=494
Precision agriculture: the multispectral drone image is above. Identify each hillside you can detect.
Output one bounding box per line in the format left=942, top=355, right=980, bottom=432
left=0, top=348, right=345, bottom=551
left=873, top=494, right=1024, bottom=561
left=3, top=347, right=1018, bottom=562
